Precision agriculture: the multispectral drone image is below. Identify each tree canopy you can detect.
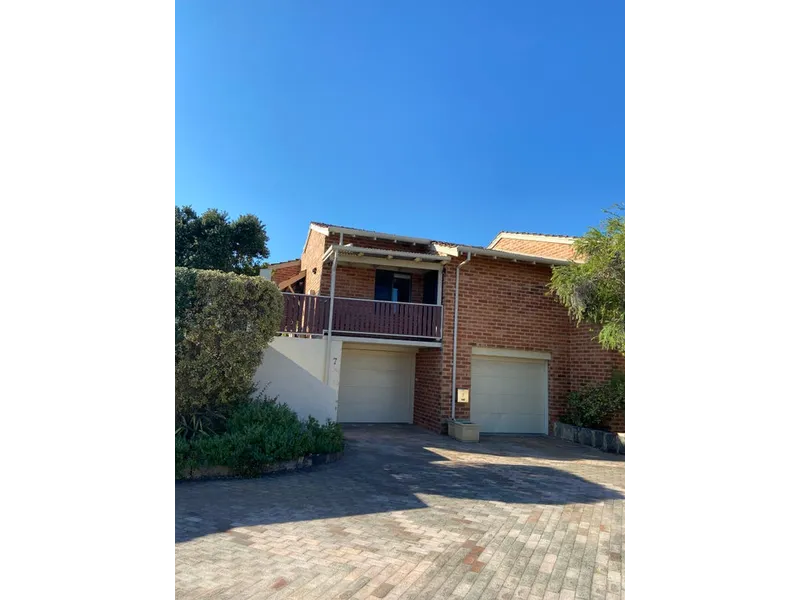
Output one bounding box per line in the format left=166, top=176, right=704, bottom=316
left=175, top=206, right=270, bottom=275
left=549, top=207, right=625, bottom=354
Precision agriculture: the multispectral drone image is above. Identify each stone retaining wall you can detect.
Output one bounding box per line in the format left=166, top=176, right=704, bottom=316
left=178, top=451, right=344, bottom=481
left=553, top=422, right=625, bottom=455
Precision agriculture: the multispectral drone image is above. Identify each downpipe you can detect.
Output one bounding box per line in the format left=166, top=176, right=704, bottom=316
left=451, top=251, right=472, bottom=420
left=323, top=248, right=338, bottom=384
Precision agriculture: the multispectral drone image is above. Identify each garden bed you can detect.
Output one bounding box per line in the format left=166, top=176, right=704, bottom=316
left=177, top=450, right=344, bottom=481
left=554, top=421, right=625, bottom=455
left=176, top=401, right=346, bottom=480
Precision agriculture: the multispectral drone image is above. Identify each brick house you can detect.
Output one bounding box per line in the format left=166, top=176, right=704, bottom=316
left=261, top=222, right=624, bottom=435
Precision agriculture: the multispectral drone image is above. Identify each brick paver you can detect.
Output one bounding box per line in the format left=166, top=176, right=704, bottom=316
left=176, top=425, right=624, bottom=599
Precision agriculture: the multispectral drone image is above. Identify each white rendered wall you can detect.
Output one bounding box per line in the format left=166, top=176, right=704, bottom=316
left=253, top=336, right=342, bottom=423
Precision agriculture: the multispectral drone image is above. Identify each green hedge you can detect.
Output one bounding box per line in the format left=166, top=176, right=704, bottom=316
left=173, top=268, right=343, bottom=479
left=175, top=268, right=283, bottom=422
left=176, top=400, right=344, bottom=479
left=559, top=372, right=625, bottom=430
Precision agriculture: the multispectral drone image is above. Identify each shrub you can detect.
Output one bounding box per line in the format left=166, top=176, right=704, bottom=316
left=307, top=417, right=346, bottom=454
left=175, top=268, right=283, bottom=418
left=560, top=372, right=624, bottom=430
left=175, top=399, right=345, bottom=479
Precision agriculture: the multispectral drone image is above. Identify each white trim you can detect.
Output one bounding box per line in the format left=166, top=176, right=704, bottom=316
left=327, top=244, right=449, bottom=262
left=332, top=330, right=440, bottom=340
left=334, top=336, right=441, bottom=349
left=326, top=225, right=432, bottom=246
left=301, top=225, right=329, bottom=259
left=544, top=361, right=549, bottom=434
left=268, top=259, right=301, bottom=268
left=432, top=243, right=459, bottom=257
left=471, top=347, right=552, bottom=361
left=310, top=223, right=330, bottom=236
left=410, top=351, right=417, bottom=423
left=433, top=243, right=571, bottom=266
left=333, top=254, right=445, bottom=271
left=487, top=232, right=576, bottom=249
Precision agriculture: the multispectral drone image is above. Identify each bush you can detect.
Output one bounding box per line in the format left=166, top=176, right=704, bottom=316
left=176, top=399, right=345, bottom=479
left=175, top=268, right=283, bottom=418
left=560, top=372, right=624, bottom=430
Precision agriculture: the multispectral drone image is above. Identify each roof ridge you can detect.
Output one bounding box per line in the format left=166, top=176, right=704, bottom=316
left=495, top=230, right=577, bottom=239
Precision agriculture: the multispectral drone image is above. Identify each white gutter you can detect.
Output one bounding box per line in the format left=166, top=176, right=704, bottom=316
left=433, top=243, right=571, bottom=266
left=326, top=225, right=433, bottom=246
left=451, top=251, right=472, bottom=420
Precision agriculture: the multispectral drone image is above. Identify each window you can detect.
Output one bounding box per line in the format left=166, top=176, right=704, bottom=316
left=375, top=270, right=411, bottom=303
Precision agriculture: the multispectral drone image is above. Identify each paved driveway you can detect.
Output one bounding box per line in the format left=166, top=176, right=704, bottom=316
left=176, top=425, right=624, bottom=600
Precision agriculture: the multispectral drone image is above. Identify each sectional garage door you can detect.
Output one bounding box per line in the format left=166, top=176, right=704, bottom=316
left=337, top=347, right=414, bottom=423
left=470, top=354, right=548, bottom=434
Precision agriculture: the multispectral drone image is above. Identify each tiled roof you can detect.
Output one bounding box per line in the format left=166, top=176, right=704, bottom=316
left=310, top=221, right=431, bottom=241
left=310, top=222, right=572, bottom=262
left=494, top=230, right=576, bottom=239
left=268, top=258, right=301, bottom=266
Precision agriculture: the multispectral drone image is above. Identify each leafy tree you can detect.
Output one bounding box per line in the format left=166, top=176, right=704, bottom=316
left=549, top=206, right=625, bottom=353
left=175, top=206, right=270, bottom=275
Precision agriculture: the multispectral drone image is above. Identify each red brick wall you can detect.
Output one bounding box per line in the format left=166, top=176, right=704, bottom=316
left=320, top=264, right=427, bottom=302
left=300, top=230, right=326, bottom=295
left=303, top=231, right=436, bottom=297
left=413, top=255, right=624, bottom=435
left=335, top=234, right=432, bottom=255
left=436, top=256, right=572, bottom=433
left=569, top=323, right=625, bottom=432
left=413, top=347, right=444, bottom=432
left=325, top=265, right=373, bottom=299
left=271, top=262, right=301, bottom=285
left=569, top=323, right=625, bottom=391
left=294, top=226, right=624, bottom=435
left=492, top=237, right=577, bottom=261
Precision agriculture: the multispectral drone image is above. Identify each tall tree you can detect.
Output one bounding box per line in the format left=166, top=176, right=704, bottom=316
left=175, top=206, right=270, bottom=275
left=549, top=207, right=625, bottom=353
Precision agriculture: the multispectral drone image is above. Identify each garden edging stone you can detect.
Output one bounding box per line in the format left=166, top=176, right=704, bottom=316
left=553, top=421, right=625, bottom=455
left=178, top=450, right=344, bottom=481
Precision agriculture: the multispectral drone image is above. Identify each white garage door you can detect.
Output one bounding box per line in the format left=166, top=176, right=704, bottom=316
left=470, top=355, right=548, bottom=434
left=338, top=347, right=414, bottom=423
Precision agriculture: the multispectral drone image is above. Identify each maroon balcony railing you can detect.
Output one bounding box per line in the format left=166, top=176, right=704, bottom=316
left=279, top=293, right=443, bottom=339
left=331, top=297, right=442, bottom=339
left=280, top=293, right=330, bottom=335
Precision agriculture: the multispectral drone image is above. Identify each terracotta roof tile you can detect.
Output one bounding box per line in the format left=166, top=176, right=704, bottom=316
left=494, top=230, right=576, bottom=239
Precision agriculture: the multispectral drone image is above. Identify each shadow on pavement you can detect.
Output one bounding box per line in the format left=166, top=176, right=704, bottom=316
left=176, top=426, right=624, bottom=543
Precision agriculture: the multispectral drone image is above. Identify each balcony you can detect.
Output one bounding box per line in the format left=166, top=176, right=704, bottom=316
left=280, top=293, right=443, bottom=340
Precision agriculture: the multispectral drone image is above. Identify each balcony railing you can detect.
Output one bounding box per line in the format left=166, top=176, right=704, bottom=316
left=279, top=293, right=442, bottom=340
left=280, top=293, right=330, bottom=335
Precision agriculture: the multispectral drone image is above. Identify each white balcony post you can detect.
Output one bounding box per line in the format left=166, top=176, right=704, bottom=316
left=437, top=268, right=443, bottom=339
left=323, top=249, right=338, bottom=384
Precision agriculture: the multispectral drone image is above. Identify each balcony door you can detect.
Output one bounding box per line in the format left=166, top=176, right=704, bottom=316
left=375, top=270, right=411, bottom=303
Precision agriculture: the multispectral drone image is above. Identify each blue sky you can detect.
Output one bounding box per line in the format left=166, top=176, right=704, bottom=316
left=177, top=1, right=624, bottom=263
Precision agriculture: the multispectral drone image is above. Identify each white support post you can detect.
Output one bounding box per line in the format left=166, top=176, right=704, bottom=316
left=323, top=249, right=338, bottom=384
left=437, top=268, right=443, bottom=340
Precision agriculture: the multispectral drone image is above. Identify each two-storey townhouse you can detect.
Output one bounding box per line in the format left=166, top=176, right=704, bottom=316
left=262, top=222, right=624, bottom=435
